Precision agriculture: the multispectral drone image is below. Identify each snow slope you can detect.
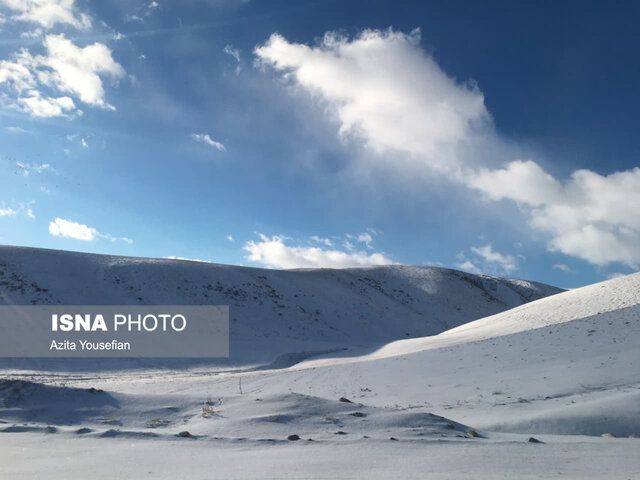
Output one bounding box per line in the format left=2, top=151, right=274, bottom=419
left=233, top=272, right=639, bottom=436
left=0, top=245, right=561, bottom=368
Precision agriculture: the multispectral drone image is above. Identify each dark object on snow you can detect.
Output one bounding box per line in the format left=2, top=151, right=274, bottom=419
left=75, top=427, right=92, bottom=434
left=339, top=397, right=353, bottom=403
left=178, top=431, right=192, bottom=438
left=287, top=434, right=300, bottom=441
left=528, top=437, right=543, bottom=443
left=45, top=426, right=57, bottom=433
left=446, top=423, right=455, bottom=429
left=389, top=437, right=398, bottom=441
left=350, top=412, right=366, bottom=417
left=467, top=430, right=479, bottom=438
left=87, top=387, right=103, bottom=394
left=335, top=431, right=347, bottom=435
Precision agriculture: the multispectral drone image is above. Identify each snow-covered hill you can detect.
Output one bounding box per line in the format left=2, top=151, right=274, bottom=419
left=0, top=245, right=561, bottom=368
left=1, top=246, right=638, bottom=479
left=251, top=272, right=640, bottom=436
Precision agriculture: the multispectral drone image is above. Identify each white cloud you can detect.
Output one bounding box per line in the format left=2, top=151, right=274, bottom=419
left=21, top=28, right=43, bottom=39
left=18, top=90, right=76, bottom=117
left=471, top=244, right=517, bottom=274
left=0, top=201, right=35, bottom=219
left=357, top=232, right=374, bottom=249
left=552, top=263, right=572, bottom=273
left=255, top=28, right=490, bottom=176
left=5, top=126, right=31, bottom=133
left=310, top=235, right=332, bottom=246
left=244, top=233, right=394, bottom=269
left=48, top=217, right=131, bottom=243
left=225, top=234, right=234, bottom=242
left=49, top=217, right=96, bottom=240
left=256, top=28, right=640, bottom=269
left=455, top=260, right=481, bottom=275
left=16, top=161, right=51, bottom=176
left=124, top=1, right=159, bottom=23
left=0, top=34, right=124, bottom=117
left=191, top=133, right=226, bottom=151
left=470, top=164, right=640, bottom=268
left=37, top=34, right=125, bottom=108
left=223, top=44, right=241, bottom=75
left=0, top=206, right=17, bottom=216
left=469, top=160, right=563, bottom=207
left=0, top=0, right=91, bottom=30
left=80, top=137, right=88, bottom=148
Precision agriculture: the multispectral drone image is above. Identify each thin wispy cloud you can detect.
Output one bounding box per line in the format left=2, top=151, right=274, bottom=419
left=191, top=133, right=226, bottom=151
left=223, top=44, right=241, bottom=75
left=16, top=161, right=52, bottom=176
left=552, top=264, right=573, bottom=273
left=5, top=125, right=31, bottom=133
left=125, top=1, right=160, bottom=23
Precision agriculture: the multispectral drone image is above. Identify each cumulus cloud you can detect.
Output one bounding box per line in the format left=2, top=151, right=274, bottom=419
left=191, top=133, right=226, bottom=151
left=471, top=244, right=517, bottom=274
left=256, top=28, right=489, bottom=176
left=48, top=217, right=131, bottom=243
left=225, top=234, right=234, bottom=242
left=256, top=28, right=640, bottom=269
left=37, top=34, right=125, bottom=108
left=18, top=90, right=76, bottom=117
left=244, top=233, right=394, bottom=269
left=0, top=34, right=124, bottom=117
left=471, top=164, right=640, bottom=267
left=0, top=0, right=91, bottom=30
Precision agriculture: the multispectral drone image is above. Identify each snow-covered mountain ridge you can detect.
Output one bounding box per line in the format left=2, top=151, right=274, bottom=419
left=0, top=245, right=562, bottom=367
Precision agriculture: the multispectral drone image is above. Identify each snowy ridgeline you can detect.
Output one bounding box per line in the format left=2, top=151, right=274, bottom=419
left=0, top=245, right=562, bottom=367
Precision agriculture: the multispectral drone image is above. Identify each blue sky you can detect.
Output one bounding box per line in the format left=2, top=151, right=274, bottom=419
left=1, top=0, right=639, bottom=288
